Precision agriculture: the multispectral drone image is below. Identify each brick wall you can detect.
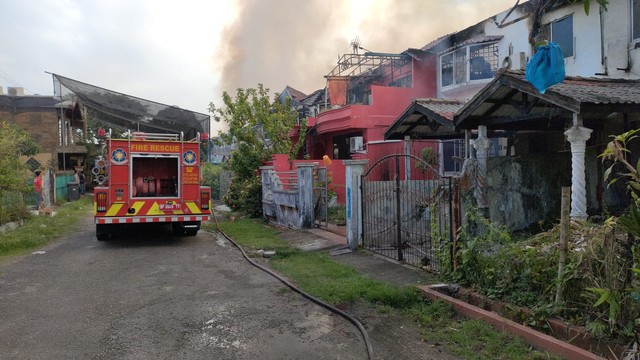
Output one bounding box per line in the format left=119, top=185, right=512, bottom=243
left=0, top=109, right=59, bottom=153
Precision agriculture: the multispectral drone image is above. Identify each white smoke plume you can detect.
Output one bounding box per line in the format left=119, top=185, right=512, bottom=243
left=213, top=0, right=516, bottom=98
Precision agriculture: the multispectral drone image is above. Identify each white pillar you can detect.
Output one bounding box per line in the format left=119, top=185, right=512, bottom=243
left=343, top=159, right=368, bottom=250
left=472, top=125, right=491, bottom=213
left=296, top=163, right=316, bottom=228
left=259, top=166, right=274, bottom=220
left=564, top=120, right=592, bottom=221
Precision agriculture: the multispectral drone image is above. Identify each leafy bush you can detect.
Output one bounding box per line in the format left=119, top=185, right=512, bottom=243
left=201, top=162, right=222, bottom=199
left=327, top=206, right=346, bottom=225
left=0, top=191, right=30, bottom=225
left=223, top=175, right=262, bottom=217
left=448, top=204, right=639, bottom=345
left=450, top=207, right=559, bottom=308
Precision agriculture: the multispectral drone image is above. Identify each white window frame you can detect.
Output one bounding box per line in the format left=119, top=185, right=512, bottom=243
left=439, top=42, right=499, bottom=90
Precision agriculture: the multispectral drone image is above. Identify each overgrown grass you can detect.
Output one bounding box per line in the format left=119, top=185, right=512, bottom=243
left=205, top=217, right=557, bottom=359
left=0, top=197, right=91, bottom=257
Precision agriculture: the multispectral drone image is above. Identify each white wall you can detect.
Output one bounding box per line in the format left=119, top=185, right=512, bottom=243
left=438, top=0, right=640, bottom=100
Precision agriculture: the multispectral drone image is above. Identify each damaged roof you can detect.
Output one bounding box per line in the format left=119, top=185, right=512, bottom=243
left=385, top=98, right=465, bottom=140
left=52, top=73, right=210, bottom=138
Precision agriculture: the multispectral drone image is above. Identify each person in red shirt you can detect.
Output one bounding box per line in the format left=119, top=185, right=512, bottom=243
left=34, top=170, right=43, bottom=210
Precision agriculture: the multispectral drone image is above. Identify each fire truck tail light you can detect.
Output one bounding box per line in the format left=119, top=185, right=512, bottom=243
left=96, top=192, right=107, bottom=212
left=200, top=191, right=210, bottom=210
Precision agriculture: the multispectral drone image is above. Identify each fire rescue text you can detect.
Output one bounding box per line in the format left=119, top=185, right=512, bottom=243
left=130, top=143, right=180, bottom=152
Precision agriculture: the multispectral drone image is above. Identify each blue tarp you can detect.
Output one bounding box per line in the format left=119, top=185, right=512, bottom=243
left=525, top=42, right=565, bottom=94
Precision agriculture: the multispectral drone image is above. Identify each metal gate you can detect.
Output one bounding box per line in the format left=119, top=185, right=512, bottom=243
left=313, top=167, right=328, bottom=229
left=361, top=154, right=453, bottom=272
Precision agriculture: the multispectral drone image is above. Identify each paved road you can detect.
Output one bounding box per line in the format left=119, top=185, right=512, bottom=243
left=0, top=214, right=366, bottom=359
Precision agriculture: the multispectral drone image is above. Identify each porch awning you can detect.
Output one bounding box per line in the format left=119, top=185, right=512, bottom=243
left=384, top=98, right=464, bottom=140
left=454, top=69, right=640, bottom=131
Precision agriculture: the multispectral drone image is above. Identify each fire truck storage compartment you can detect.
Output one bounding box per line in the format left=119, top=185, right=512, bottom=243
left=131, top=155, right=179, bottom=197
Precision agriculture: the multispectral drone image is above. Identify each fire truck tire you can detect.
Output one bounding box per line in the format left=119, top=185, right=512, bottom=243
left=185, top=221, right=201, bottom=236
left=171, top=222, right=183, bottom=236
left=185, top=229, right=198, bottom=236
left=96, top=224, right=111, bottom=241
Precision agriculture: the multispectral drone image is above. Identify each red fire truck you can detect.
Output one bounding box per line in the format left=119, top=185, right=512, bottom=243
left=93, top=131, right=211, bottom=240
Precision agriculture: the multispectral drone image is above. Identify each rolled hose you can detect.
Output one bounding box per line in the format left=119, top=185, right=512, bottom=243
left=209, top=212, right=375, bottom=360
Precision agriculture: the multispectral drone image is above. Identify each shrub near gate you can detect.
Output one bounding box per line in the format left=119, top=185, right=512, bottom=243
left=449, top=207, right=560, bottom=309
left=447, top=203, right=640, bottom=348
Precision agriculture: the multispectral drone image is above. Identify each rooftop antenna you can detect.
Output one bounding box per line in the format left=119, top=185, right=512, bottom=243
left=350, top=36, right=361, bottom=54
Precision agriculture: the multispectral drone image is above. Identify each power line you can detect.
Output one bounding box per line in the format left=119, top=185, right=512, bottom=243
left=0, top=67, right=35, bottom=94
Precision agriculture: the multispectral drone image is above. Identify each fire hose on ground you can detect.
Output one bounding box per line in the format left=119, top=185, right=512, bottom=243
left=208, top=210, right=375, bottom=360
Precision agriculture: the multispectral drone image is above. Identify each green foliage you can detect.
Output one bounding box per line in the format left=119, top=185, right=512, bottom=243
left=416, top=146, right=437, bottom=173
left=212, top=217, right=298, bottom=257
left=327, top=206, right=346, bottom=225
left=0, top=121, right=40, bottom=193
left=0, top=197, right=91, bottom=257
left=222, top=174, right=263, bottom=217
left=449, top=207, right=559, bottom=309
left=0, top=191, right=31, bottom=224
left=449, top=203, right=640, bottom=343
left=0, top=121, right=40, bottom=224
left=201, top=162, right=222, bottom=199
left=593, top=128, right=640, bottom=345
left=209, top=85, right=305, bottom=216
left=209, top=84, right=303, bottom=160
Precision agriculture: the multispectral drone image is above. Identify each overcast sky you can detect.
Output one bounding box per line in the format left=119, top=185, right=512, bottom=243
left=0, top=0, right=515, bottom=133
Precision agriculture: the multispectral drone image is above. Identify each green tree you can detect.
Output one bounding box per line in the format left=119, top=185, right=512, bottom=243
left=0, top=121, right=40, bottom=224
left=209, top=85, right=306, bottom=215
left=201, top=162, right=222, bottom=200
left=0, top=121, right=40, bottom=193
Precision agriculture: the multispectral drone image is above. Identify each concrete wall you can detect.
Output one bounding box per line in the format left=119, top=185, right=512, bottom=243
left=485, top=153, right=571, bottom=230
left=260, top=164, right=316, bottom=229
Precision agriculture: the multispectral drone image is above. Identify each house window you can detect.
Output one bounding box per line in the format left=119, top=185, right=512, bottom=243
left=441, top=53, right=454, bottom=87
left=388, top=75, right=412, bottom=88
left=543, top=15, right=574, bottom=58
left=470, top=43, right=498, bottom=80
left=440, top=42, right=498, bottom=88
left=633, top=0, right=640, bottom=41
left=442, top=139, right=464, bottom=173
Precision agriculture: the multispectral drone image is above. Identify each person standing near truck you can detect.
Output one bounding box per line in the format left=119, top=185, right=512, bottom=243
left=34, top=170, right=43, bottom=210
left=79, top=171, right=85, bottom=195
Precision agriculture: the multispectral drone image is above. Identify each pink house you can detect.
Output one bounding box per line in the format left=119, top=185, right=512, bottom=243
left=278, top=47, right=443, bottom=204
